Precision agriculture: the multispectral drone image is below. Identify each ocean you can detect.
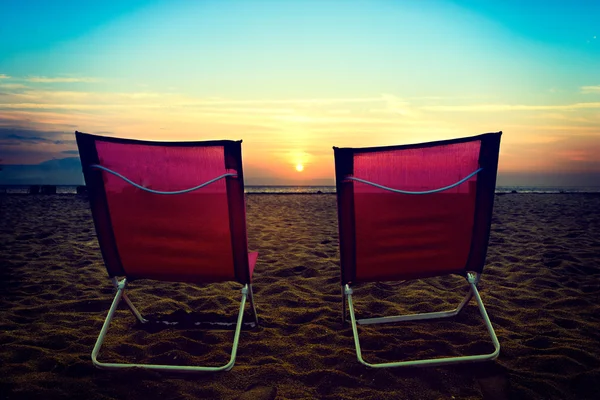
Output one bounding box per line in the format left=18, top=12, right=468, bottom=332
left=1, top=184, right=600, bottom=194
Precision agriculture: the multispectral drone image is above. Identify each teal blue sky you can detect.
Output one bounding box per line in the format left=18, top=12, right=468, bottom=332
left=1, top=0, right=599, bottom=185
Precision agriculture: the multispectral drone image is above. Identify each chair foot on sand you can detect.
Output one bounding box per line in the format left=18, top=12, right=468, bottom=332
left=343, top=273, right=500, bottom=368
left=92, top=278, right=256, bottom=373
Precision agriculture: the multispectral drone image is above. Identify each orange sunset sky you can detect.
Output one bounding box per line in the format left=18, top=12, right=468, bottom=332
left=0, top=0, right=599, bottom=186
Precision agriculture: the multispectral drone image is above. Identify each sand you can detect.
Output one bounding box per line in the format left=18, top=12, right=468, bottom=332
left=1, top=193, right=599, bottom=399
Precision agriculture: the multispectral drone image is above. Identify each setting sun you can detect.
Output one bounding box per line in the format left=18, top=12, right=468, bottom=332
left=295, top=164, right=304, bottom=172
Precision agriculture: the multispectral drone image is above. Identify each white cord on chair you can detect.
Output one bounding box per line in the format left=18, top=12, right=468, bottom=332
left=346, top=168, right=482, bottom=195
left=89, top=164, right=237, bottom=195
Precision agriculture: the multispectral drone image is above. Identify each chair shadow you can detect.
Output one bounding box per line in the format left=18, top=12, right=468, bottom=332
left=134, top=308, right=258, bottom=333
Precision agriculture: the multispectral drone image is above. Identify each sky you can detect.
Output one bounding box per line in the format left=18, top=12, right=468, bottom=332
left=0, top=0, right=599, bottom=186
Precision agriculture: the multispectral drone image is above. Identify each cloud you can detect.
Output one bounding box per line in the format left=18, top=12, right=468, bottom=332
left=0, top=74, right=10, bottom=79
left=0, top=103, right=138, bottom=110
left=523, top=113, right=595, bottom=123
left=26, top=76, right=100, bottom=83
left=421, top=102, right=600, bottom=112
left=0, top=87, right=385, bottom=113
left=0, top=127, right=75, bottom=146
left=0, top=125, right=78, bottom=165
left=167, top=97, right=383, bottom=107
left=499, top=133, right=600, bottom=173
left=378, top=94, right=415, bottom=116
left=4, top=133, right=51, bottom=143
left=0, top=83, right=27, bottom=89
left=1, top=83, right=599, bottom=182
left=581, top=85, right=600, bottom=94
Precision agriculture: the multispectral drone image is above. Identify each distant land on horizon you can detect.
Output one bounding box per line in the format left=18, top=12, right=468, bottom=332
left=1, top=156, right=599, bottom=188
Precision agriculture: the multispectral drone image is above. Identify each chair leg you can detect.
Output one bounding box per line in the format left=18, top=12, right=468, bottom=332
left=109, top=277, right=147, bottom=324
left=247, top=284, right=259, bottom=327
left=357, top=289, right=473, bottom=325
left=92, top=280, right=250, bottom=373
left=121, top=293, right=148, bottom=324
left=345, top=273, right=500, bottom=368
left=341, top=284, right=347, bottom=324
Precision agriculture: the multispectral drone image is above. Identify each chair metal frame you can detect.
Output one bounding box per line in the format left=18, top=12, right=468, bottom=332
left=92, top=277, right=258, bottom=372
left=342, top=272, right=500, bottom=368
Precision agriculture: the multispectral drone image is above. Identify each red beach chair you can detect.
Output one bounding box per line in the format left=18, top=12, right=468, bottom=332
left=75, top=131, right=258, bottom=372
left=333, top=132, right=502, bottom=368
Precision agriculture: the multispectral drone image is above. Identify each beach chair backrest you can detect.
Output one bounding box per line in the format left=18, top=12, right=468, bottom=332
left=334, top=132, right=501, bottom=284
left=76, top=131, right=250, bottom=284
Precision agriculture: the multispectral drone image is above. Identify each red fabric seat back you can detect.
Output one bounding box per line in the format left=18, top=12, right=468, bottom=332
left=334, top=132, right=502, bottom=284
left=76, top=132, right=251, bottom=284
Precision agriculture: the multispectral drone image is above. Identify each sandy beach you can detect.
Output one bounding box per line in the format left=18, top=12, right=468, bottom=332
left=1, top=193, right=599, bottom=399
